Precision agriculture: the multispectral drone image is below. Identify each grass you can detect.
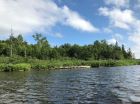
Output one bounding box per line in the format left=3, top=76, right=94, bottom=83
left=30, top=59, right=140, bottom=70
left=30, top=59, right=82, bottom=70
left=90, top=60, right=138, bottom=67
left=0, top=56, right=139, bottom=71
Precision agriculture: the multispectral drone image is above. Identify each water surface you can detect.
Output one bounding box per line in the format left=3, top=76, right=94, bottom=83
left=0, top=66, right=140, bottom=104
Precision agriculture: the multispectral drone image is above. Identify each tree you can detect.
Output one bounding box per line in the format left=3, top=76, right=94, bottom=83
left=127, top=48, right=132, bottom=59
left=33, top=33, right=50, bottom=59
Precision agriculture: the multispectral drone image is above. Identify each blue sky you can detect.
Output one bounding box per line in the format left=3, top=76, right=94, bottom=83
left=0, top=0, right=140, bottom=58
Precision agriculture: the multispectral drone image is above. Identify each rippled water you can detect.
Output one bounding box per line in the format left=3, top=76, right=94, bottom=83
left=0, top=66, right=140, bottom=104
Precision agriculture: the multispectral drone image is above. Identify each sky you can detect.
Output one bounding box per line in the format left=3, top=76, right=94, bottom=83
left=0, top=0, right=140, bottom=58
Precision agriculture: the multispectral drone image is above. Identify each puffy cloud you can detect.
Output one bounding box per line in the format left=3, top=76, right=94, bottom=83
left=105, top=0, right=129, bottom=8
left=99, top=7, right=135, bottom=29
left=0, top=0, right=98, bottom=36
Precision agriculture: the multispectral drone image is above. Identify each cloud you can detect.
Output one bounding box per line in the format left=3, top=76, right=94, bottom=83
left=130, top=45, right=140, bottom=58
left=107, top=33, right=123, bottom=45
left=105, top=0, right=129, bottom=8
left=129, top=32, right=140, bottom=58
left=99, top=7, right=135, bottom=29
left=0, top=0, right=98, bottom=36
left=62, top=6, right=99, bottom=32
left=129, top=32, right=140, bottom=45
left=107, top=38, right=117, bottom=44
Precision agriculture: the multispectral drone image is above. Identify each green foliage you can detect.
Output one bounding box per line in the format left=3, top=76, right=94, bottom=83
left=29, top=59, right=139, bottom=70
left=12, top=63, right=31, bottom=71
left=0, top=33, right=134, bottom=60
left=90, top=60, right=138, bottom=67
left=0, top=56, right=139, bottom=71
left=0, top=63, right=31, bottom=72
left=0, top=64, right=5, bottom=71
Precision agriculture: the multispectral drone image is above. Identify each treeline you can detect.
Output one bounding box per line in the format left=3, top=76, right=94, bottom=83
left=0, top=33, right=133, bottom=60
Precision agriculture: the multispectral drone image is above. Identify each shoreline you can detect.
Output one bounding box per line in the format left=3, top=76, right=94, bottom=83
left=59, top=65, right=91, bottom=69
left=0, top=59, right=139, bottom=72
left=33, top=65, right=91, bottom=71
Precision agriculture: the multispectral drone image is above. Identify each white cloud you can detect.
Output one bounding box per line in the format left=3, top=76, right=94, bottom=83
left=105, top=0, right=129, bottom=8
left=107, top=38, right=117, bottom=44
left=0, top=0, right=98, bottom=36
left=99, top=7, right=135, bottom=29
left=107, top=33, right=123, bottom=45
left=129, top=32, right=140, bottom=58
left=130, top=45, right=140, bottom=59
left=129, top=32, right=140, bottom=45
left=62, top=6, right=99, bottom=32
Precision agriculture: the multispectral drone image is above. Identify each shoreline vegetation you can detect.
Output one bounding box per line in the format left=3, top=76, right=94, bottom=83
left=0, top=56, right=139, bottom=72
left=0, top=33, right=136, bottom=72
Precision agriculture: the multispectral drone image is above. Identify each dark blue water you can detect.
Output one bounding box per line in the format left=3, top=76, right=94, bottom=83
left=0, top=66, right=140, bottom=104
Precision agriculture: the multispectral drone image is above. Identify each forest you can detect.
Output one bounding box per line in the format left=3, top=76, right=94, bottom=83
left=0, top=33, right=133, bottom=60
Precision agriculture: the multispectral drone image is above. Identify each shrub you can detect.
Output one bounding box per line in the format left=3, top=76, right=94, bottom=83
left=12, top=63, right=31, bottom=71
left=0, top=63, right=31, bottom=72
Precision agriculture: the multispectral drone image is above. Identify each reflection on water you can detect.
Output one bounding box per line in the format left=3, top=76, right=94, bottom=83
left=0, top=66, right=140, bottom=104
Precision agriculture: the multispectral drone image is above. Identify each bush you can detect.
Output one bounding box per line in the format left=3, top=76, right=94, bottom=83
left=0, top=63, right=31, bottom=72
left=0, top=64, right=5, bottom=71
left=12, top=63, right=31, bottom=71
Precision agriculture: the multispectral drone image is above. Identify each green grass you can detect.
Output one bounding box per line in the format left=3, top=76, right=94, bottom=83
left=0, top=56, right=139, bottom=71
left=0, top=63, right=31, bottom=72
left=90, top=60, right=138, bottom=67
left=29, top=59, right=140, bottom=70
left=30, top=59, right=82, bottom=70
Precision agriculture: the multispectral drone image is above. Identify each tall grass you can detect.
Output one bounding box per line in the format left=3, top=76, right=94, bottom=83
left=0, top=56, right=139, bottom=71
left=29, top=59, right=140, bottom=70
left=90, top=60, right=138, bottom=67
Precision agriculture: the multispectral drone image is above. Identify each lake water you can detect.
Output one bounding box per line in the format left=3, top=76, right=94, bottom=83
left=0, top=66, right=140, bottom=104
